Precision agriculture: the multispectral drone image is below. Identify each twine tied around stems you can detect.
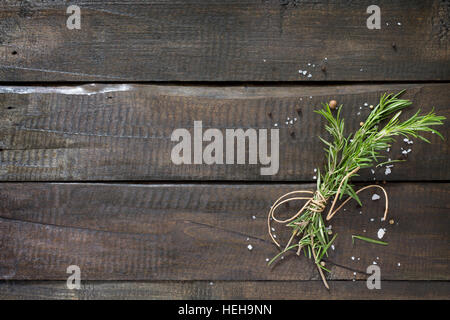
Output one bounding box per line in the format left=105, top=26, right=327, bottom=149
left=267, top=167, right=389, bottom=289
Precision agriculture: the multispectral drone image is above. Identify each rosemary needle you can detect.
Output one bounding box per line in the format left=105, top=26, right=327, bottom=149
left=352, top=235, right=388, bottom=246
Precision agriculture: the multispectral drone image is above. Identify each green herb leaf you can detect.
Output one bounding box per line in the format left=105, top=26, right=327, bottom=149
left=352, top=235, right=388, bottom=246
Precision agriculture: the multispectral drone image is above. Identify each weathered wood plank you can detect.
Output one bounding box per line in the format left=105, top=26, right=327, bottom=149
left=0, top=83, right=448, bottom=181
left=0, top=0, right=448, bottom=81
left=0, top=182, right=448, bottom=281
left=1, top=280, right=449, bottom=300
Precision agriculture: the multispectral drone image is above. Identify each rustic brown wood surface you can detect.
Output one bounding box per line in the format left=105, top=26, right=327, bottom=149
left=1, top=281, right=449, bottom=300
left=0, top=83, right=448, bottom=181
left=0, top=0, right=448, bottom=300
left=0, top=182, right=448, bottom=281
left=0, top=0, right=449, bottom=81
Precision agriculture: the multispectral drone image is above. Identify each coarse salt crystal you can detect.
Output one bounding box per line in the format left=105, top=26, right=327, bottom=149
left=252, top=215, right=256, bottom=220
left=314, top=168, right=317, bottom=172
left=331, top=245, right=335, bottom=250
left=397, top=262, right=401, bottom=267
left=247, top=244, right=253, bottom=250
left=372, top=194, right=381, bottom=201
left=377, top=228, right=386, bottom=239
left=385, top=167, right=391, bottom=175
left=351, top=256, right=355, bottom=260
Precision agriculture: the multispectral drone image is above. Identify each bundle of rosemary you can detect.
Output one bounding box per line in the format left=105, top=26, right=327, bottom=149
left=267, top=91, right=445, bottom=289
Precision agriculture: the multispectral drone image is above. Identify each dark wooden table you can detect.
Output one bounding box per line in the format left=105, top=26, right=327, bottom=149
left=0, top=0, right=448, bottom=300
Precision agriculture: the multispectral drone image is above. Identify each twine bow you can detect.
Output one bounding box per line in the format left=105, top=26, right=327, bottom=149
left=267, top=167, right=388, bottom=288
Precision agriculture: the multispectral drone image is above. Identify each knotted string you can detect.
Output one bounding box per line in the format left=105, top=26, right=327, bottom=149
left=267, top=167, right=389, bottom=289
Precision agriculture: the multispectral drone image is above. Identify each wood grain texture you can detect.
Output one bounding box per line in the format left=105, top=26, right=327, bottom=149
left=1, top=280, right=449, bottom=300
left=0, top=83, right=448, bottom=181
left=0, top=0, right=448, bottom=81
left=0, top=182, right=448, bottom=281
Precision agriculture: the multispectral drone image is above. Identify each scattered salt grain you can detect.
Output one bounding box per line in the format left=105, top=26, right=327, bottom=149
left=353, top=272, right=357, bottom=275
left=246, top=237, right=249, bottom=241
left=247, top=244, right=253, bottom=251
left=357, top=257, right=360, bottom=261
left=314, top=168, right=317, bottom=173
left=274, top=123, right=278, bottom=127
left=265, top=258, right=269, bottom=262
left=385, top=167, right=391, bottom=175
left=363, top=229, right=366, bottom=232
left=331, top=245, right=335, bottom=250
left=309, top=96, right=312, bottom=99
left=307, top=74, right=312, bottom=78
left=273, top=234, right=277, bottom=239
left=397, top=22, right=401, bottom=26
left=370, top=218, right=374, bottom=222
left=377, top=228, right=386, bottom=239
left=372, top=194, right=381, bottom=201
left=360, top=68, right=363, bottom=72
left=308, top=63, right=311, bottom=66
left=373, top=261, right=377, bottom=265
left=252, top=215, right=256, bottom=220
left=313, top=176, right=317, bottom=180
left=209, top=282, right=214, bottom=285
left=371, top=169, right=375, bottom=174
left=303, top=70, right=307, bottom=75
left=351, top=256, right=355, bottom=260
left=271, top=227, right=275, bottom=232
left=397, top=262, right=401, bottom=267
left=364, top=103, right=368, bottom=107
left=298, top=70, right=303, bottom=74
left=386, top=147, right=390, bottom=152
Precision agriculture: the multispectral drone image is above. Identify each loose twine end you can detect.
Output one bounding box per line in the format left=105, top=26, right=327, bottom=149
left=267, top=167, right=389, bottom=289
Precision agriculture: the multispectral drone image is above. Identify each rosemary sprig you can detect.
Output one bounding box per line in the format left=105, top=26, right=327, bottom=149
left=269, top=91, right=445, bottom=287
